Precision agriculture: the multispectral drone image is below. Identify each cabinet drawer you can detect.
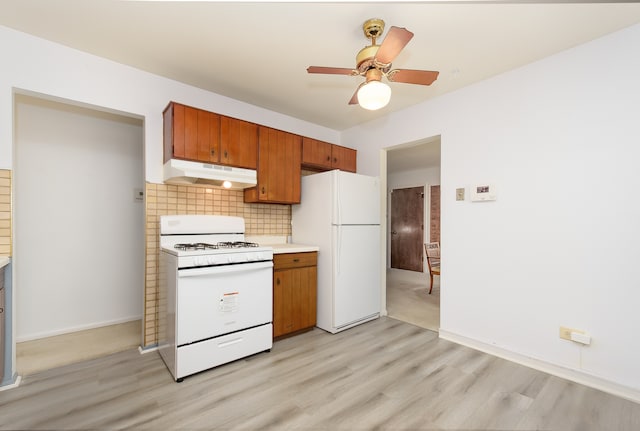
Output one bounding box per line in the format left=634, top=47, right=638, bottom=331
left=273, top=252, right=317, bottom=270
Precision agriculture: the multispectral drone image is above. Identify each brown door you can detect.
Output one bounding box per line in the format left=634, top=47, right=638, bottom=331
left=390, top=186, right=424, bottom=272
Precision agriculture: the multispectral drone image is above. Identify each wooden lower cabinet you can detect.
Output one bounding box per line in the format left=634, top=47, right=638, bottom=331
left=272, top=252, right=317, bottom=339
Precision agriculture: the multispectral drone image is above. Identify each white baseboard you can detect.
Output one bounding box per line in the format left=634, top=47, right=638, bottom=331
left=139, top=344, right=158, bottom=354
left=16, top=316, right=142, bottom=343
left=439, top=329, right=640, bottom=404
left=0, top=375, right=22, bottom=392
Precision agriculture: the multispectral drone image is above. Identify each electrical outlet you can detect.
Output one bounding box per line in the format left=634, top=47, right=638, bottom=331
left=559, top=326, right=583, bottom=340
left=456, top=188, right=465, bottom=201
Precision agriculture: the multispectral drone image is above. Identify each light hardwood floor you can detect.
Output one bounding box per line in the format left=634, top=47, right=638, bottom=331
left=2, top=316, right=639, bottom=430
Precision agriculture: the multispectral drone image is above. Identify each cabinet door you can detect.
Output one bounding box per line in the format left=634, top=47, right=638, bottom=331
left=291, top=266, right=317, bottom=331
left=302, top=137, right=332, bottom=170
left=220, top=116, right=258, bottom=169
left=331, top=145, right=357, bottom=173
left=164, top=102, right=219, bottom=164
left=273, top=269, right=294, bottom=338
left=249, top=126, right=301, bottom=204
left=165, top=102, right=199, bottom=162
left=197, top=109, right=220, bottom=163
left=273, top=266, right=317, bottom=338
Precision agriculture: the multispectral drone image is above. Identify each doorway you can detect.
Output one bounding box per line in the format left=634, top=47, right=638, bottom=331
left=385, top=137, right=441, bottom=332
left=13, top=94, right=144, bottom=374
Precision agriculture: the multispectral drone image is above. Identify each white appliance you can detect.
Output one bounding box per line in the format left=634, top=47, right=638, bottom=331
left=292, top=170, right=381, bottom=333
left=158, top=215, right=273, bottom=382
left=163, top=158, right=257, bottom=190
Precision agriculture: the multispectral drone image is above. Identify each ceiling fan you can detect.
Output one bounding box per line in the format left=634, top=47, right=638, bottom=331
left=307, top=18, right=439, bottom=111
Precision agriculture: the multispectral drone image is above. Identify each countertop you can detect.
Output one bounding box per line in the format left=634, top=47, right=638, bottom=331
left=267, top=243, right=319, bottom=254
left=0, top=256, right=9, bottom=269
left=245, top=235, right=318, bottom=254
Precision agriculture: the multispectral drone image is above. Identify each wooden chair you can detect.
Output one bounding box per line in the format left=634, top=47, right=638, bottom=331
left=424, top=242, right=440, bottom=294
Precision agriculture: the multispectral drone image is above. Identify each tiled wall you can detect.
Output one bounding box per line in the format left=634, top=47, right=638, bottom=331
left=143, top=182, right=292, bottom=347
left=0, top=170, right=11, bottom=256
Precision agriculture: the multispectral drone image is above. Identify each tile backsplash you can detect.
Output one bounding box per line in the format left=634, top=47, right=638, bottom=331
left=0, top=170, right=11, bottom=256
left=143, top=182, right=292, bottom=346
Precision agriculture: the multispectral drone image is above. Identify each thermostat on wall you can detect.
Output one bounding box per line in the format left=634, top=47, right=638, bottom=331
left=470, top=183, right=497, bottom=202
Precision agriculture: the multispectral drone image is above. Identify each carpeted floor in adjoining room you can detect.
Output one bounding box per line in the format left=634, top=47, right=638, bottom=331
left=386, top=268, right=440, bottom=332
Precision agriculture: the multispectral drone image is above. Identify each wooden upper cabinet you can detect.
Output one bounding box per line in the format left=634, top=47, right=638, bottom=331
left=164, top=102, right=206, bottom=163
left=244, top=126, right=301, bottom=204
left=163, top=102, right=255, bottom=169
left=301, top=137, right=332, bottom=170
left=331, top=145, right=357, bottom=173
left=220, top=116, right=258, bottom=170
left=301, top=137, right=356, bottom=173
left=196, top=109, right=220, bottom=163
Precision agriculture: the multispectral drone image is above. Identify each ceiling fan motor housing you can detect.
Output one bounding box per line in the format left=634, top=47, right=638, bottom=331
left=356, top=45, right=379, bottom=71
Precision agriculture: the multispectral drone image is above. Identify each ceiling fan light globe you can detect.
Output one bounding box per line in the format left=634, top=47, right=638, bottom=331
left=357, top=81, right=391, bottom=110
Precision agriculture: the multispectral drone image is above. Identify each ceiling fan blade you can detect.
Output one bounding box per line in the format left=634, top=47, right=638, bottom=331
left=307, top=66, right=355, bottom=76
left=374, top=26, right=414, bottom=65
left=348, top=83, right=364, bottom=105
left=388, top=69, right=440, bottom=85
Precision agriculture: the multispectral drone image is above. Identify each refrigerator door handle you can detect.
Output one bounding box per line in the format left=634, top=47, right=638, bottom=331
left=336, top=225, right=341, bottom=275
left=335, top=172, right=341, bottom=225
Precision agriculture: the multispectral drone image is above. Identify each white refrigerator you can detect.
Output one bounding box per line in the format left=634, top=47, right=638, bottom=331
left=292, top=170, right=381, bottom=333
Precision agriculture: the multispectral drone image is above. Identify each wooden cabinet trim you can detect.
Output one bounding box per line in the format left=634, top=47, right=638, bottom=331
left=273, top=252, right=318, bottom=269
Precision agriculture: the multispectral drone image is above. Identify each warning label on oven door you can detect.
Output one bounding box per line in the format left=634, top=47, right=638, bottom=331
left=219, top=292, right=239, bottom=312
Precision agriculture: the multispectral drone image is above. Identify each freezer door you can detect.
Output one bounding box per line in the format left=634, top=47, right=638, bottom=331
left=333, top=171, right=380, bottom=226
left=333, top=225, right=381, bottom=328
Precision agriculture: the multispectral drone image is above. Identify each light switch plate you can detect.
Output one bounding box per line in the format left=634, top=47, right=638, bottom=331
left=456, top=188, right=465, bottom=201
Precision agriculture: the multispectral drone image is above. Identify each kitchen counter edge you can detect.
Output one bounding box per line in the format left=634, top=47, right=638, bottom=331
left=267, top=244, right=319, bottom=254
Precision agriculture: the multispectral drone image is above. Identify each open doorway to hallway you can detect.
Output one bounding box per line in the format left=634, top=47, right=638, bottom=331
left=13, top=94, right=144, bottom=375
left=385, top=137, right=441, bottom=332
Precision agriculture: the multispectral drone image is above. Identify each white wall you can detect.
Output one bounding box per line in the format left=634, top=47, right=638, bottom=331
left=344, top=24, right=640, bottom=400
left=0, top=25, right=339, bottom=180
left=14, top=96, right=144, bottom=340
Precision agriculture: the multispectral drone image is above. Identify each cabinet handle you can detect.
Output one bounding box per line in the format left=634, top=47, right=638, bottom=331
left=224, top=150, right=228, bottom=158
left=276, top=278, right=280, bottom=285
left=333, top=157, right=338, bottom=163
left=211, top=149, right=215, bottom=156
left=326, top=156, right=331, bottom=161
left=292, top=258, right=300, bottom=263
left=261, top=186, right=265, bottom=194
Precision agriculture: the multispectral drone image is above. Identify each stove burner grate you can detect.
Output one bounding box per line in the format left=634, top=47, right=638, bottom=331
left=216, top=241, right=259, bottom=248
left=173, top=241, right=260, bottom=251
left=174, top=243, right=219, bottom=251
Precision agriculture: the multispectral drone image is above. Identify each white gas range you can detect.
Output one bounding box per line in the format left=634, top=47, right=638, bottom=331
left=158, top=215, right=273, bottom=382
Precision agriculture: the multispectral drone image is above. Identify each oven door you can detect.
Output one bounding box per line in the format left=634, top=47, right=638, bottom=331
left=176, top=260, right=273, bottom=346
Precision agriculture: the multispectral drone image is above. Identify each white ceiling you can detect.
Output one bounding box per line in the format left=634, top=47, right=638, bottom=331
left=2, top=1, right=640, bottom=172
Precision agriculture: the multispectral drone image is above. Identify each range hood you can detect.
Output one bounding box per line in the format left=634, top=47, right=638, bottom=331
left=163, top=159, right=257, bottom=190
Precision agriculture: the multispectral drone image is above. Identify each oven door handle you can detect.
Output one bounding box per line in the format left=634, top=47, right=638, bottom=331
left=178, top=260, right=273, bottom=277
